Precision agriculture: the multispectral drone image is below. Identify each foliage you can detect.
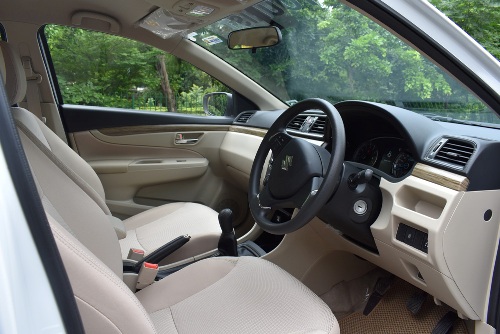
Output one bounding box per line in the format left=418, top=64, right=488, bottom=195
left=195, top=0, right=498, bottom=121
left=44, top=25, right=229, bottom=111
left=44, top=0, right=499, bottom=120
left=430, top=0, right=500, bottom=60
left=315, top=3, right=453, bottom=102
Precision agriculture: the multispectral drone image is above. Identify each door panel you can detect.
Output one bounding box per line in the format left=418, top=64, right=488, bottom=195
left=71, top=123, right=249, bottom=227
left=88, top=157, right=209, bottom=200
left=41, top=23, right=255, bottom=228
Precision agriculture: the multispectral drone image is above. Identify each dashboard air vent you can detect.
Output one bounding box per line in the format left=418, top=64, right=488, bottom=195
left=433, top=138, right=475, bottom=167
left=310, top=116, right=326, bottom=134
left=287, top=115, right=308, bottom=130
left=287, top=112, right=326, bottom=137
left=235, top=112, right=255, bottom=123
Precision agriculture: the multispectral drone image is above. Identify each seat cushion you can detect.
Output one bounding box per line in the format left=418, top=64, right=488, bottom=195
left=137, top=256, right=339, bottom=334
left=120, top=202, right=221, bottom=264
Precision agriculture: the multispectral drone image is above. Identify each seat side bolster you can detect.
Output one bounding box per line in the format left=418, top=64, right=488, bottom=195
left=14, top=108, right=111, bottom=215
left=48, top=214, right=157, bottom=334
left=136, top=257, right=237, bottom=313
left=38, top=114, right=108, bottom=202
left=12, top=107, right=109, bottom=213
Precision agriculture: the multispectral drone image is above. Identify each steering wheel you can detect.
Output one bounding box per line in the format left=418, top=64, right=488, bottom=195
left=249, top=98, right=346, bottom=234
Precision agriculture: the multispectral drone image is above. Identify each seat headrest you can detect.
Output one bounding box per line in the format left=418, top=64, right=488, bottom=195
left=0, top=41, right=27, bottom=105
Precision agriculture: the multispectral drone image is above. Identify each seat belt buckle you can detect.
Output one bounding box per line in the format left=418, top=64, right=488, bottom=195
left=127, top=248, right=145, bottom=261
left=136, top=262, right=159, bottom=290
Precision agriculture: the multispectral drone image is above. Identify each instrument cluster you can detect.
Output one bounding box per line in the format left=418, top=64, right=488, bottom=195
left=352, top=137, right=415, bottom=178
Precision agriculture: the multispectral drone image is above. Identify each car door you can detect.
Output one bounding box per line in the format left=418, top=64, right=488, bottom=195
left=41, top=25, right=253, bottom=229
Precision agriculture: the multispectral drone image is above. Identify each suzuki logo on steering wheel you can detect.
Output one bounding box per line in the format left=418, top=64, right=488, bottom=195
left=281, top=155, right=293, bottom=171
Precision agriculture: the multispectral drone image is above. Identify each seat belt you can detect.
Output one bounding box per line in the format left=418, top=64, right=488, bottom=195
left=21, top=56, right=45, bottom=123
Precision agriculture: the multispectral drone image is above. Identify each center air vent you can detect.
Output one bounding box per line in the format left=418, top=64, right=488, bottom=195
left=287, top=115, right=308, bottom=130
left=310, top=116, right=326, bottom=134
left=235, top=111, right=255, bottom=123
left=286, top=113, right=326, bottom=137
left=430, top=138, right=475, bottom=168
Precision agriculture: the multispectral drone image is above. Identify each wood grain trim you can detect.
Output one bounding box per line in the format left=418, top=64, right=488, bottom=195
left=229, top=125, right=268, bottom=137
left=412, top=163, right=469, bottom=191
left=98, top=124, right=268, bottom=138
left=97, top=124, right=230, bottom=136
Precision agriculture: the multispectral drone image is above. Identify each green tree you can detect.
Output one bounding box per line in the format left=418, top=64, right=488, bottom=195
left=430, top=0, right=500, bottom=60
left=45, top=25, right=230, bottom=112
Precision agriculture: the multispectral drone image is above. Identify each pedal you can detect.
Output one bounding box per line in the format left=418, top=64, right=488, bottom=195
left=406, top=290, right=427, bottom=315
left=431, top=311, right=458, bottom=334
left=363, top=275, right=394, bottom=316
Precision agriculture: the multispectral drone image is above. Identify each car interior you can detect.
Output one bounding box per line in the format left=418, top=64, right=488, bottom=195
left=1, top=0, right=500, bottom=333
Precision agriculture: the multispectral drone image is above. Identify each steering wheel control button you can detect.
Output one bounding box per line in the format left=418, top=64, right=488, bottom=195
left=270, top=133, right=291, bottom=154
left=353, top=200, right=368, bottom=215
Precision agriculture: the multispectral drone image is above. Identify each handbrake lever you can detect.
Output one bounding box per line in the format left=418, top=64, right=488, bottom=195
left=133, top=235, right=191, bottom=273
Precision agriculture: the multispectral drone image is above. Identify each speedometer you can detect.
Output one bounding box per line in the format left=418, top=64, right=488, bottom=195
left=353, top=141, right=379, bottom=167
left=392, top=151, right=415, bottom=177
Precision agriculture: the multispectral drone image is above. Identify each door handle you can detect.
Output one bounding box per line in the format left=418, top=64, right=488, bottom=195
left=175, top=133, right=200, bottom=144
left=176, top=138, right=198, bottom=144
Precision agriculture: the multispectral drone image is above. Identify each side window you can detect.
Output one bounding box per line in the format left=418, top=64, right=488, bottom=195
left=43, top=25, right=231, bottom=116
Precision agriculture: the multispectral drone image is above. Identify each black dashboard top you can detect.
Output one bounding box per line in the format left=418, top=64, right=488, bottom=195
left=234, top=100, right=500, bottom=191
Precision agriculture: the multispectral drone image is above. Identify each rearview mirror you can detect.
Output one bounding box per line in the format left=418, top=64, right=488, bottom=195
left=228, top=26, right=282, bottom=50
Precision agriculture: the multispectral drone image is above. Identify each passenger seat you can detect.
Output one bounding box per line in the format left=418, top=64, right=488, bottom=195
left=0, top=40, right=221, bottom=264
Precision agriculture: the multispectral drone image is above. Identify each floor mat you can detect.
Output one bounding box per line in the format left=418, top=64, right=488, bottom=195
left=321, top=268, right=388, bottom=320
left=337, top=278, right=468, bottom=334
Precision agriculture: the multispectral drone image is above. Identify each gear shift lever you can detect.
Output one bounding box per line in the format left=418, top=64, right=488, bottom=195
left=217, top=208, right=238, bottom=256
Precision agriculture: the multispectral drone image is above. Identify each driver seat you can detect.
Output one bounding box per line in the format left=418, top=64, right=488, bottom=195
left=0, top=40, right=222, bottom=264
left=1, top=41, right=340, bottom=334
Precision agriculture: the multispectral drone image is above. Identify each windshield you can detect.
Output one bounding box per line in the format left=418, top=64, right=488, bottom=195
left=190, top=0, right=500, bottom=125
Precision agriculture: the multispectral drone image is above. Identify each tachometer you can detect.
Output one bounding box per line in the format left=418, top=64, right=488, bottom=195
left=392, top=151, right=415, bottom=177
left=353, top=141, right=379, bottom=167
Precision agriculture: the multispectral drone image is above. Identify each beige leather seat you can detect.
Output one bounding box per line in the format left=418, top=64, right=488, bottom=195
left=0, top=41, right=221, bottom=264
left=1, top=41, right=340, bottom=333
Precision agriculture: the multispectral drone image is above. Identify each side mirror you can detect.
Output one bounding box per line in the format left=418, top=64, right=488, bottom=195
left=227, top=26, right=282, bottom=50
left=203, top=92, right=232, bottom=116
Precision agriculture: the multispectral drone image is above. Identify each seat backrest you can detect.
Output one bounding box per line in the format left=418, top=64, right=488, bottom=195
left=0, top=41, right=110, bottom=215
left=0, top=41, right=155, bottom=333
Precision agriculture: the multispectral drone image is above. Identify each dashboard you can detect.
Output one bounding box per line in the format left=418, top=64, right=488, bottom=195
left=237, top=100, right=500, bottom=190
left=232, top=100, right=500, bottom=321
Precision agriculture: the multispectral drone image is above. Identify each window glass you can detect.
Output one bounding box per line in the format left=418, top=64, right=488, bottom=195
left=44, top=25, right=230, bottom=116
left=429, top=0, right=499, bottom=62
left=191, top=0, right=499, bottom=125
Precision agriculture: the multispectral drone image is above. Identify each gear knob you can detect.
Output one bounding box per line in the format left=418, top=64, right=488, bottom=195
left=218, top=208, right=234, bottom=233
left=217, top=209, right=237, bottom=256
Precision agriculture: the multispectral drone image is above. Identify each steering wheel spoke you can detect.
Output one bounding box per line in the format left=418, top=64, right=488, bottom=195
left=249, top=187, right=273, bottom=220
left=298, top=176, right=323, bottom=208
left=256, top=185, right=275, bottom=209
